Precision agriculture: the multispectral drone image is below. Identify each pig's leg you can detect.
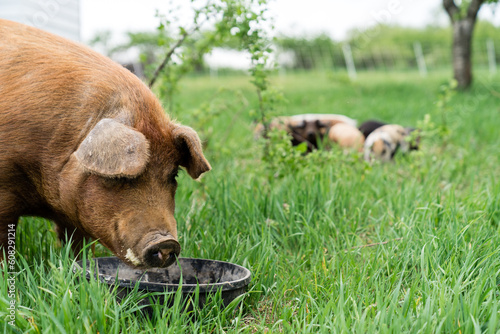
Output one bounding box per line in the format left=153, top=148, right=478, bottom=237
left=54, top=224, right=92, bottom=258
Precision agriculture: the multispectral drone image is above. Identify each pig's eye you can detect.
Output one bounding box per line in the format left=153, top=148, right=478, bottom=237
left=101, top=176, right=132, bottom=189
left=101, top=177, right=120, bottom=188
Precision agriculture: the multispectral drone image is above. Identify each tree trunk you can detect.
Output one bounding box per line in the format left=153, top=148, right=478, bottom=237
left=452, top=19, right=475, bottom=89
left=443, top=0, right=485, bottom=89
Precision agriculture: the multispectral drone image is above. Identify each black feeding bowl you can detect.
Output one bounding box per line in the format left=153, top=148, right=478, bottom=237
left=74, top=257, right=251, bottom=311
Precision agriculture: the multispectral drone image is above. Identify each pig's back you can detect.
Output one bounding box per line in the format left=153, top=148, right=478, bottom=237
left=0, top=18, right=144, bottom=129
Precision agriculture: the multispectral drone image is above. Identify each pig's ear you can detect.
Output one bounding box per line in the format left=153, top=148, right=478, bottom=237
left=75, top=118, right=150, bottom=178
left=173, top=126, right=211, bottom=179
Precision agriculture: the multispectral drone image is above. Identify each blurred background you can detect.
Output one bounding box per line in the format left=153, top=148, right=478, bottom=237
left=1, top=0, right=499, bottom=77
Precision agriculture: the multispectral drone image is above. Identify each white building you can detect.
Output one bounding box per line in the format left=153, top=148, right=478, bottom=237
left=0, top=0, right=80, bottom=42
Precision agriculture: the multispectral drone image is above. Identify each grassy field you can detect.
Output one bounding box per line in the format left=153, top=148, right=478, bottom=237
left=1, top=69, right=500, bottom=333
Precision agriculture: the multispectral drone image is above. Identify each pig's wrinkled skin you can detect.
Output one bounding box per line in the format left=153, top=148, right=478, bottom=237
left=0, top=19, right=211, bottom=268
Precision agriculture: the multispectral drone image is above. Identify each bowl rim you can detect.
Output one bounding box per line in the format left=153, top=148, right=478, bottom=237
left=73, top=256, right=252, bottom=293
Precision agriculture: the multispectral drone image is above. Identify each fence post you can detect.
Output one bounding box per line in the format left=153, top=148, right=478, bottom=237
left=210, top=65, right=218, bottom=79
left=342, top=43, right=356, bottom=80
left=274, top=47, right=287, bottom=78
left=487, top=39, right=497, bottom=75
left=413, top=42, right=427, bottom=77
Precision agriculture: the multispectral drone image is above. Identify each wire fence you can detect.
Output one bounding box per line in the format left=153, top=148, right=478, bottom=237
left=274, top=38, right=500, bottom=77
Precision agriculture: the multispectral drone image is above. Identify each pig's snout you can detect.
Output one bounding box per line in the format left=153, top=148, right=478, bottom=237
left=142, top=235, right=181, bottom=268
left=306, top=131, right=317, bottom=143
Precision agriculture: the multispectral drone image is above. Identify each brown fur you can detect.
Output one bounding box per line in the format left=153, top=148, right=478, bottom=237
left=0, top=19, right=210, bottom=267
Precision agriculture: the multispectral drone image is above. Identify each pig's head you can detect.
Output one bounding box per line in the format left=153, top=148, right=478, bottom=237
left=60, top=118, right=210, bottom=268
left=289, top=120, right=328, bottom=149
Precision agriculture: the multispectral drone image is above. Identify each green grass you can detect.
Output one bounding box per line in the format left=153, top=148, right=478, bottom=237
left=2, top=69, right=500, bottom=333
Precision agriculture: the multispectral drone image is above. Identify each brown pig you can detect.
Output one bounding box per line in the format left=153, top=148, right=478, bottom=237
left=0, top=19, right=211, bottom=268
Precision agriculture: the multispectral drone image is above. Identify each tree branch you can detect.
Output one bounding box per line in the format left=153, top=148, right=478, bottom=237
left=443, top=0, right=460, bottom=21
left=467, top=0, right=486, bottom=21
left=148, top=21, right=206, bottom=88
